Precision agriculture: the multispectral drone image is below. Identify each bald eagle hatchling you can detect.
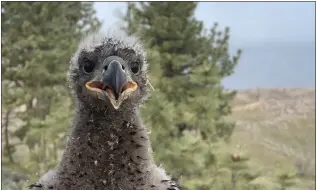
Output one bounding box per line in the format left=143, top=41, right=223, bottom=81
left=29, top=31, right=180, bottom=190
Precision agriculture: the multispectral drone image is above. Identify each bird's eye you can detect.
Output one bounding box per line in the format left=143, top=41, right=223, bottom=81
left=130, top=62, right=140, bottom=74
left=83, top=59, right=95, bottom=74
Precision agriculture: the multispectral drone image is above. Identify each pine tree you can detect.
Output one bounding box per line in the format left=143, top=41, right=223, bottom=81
left=1, top=1, right=100, bottom=183
left=123, top=2, right=242, bottom=189
left=275, top=168, right=301, bottom=190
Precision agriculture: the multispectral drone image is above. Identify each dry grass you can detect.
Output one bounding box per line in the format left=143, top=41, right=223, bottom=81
left=2, top=87, right=315, bottom=189
left=229, top=87, right=315, bottom=188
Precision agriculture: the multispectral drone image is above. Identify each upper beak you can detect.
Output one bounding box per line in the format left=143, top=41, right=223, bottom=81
left=85, top=57, right=137, bottom=109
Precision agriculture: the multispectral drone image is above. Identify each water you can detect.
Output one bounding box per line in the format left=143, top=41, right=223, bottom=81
left=223, top=42, right=315, bottom=89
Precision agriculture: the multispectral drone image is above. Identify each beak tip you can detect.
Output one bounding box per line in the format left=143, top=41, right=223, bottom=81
left=109, top=98, right=122, bottom=110
left=113, top=106, right=120, bottom=110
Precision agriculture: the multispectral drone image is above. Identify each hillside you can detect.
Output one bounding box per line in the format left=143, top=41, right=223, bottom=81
left=2, top=87, right=315, bottom=189
left=229, top=87, right=315, bottom=189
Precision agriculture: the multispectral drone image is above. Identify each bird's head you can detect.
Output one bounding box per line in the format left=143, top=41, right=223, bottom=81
left=68, top=30, right=150, bottom=112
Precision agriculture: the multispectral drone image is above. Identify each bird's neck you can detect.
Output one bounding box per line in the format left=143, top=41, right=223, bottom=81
left=58, top=103, right=153, bottom=185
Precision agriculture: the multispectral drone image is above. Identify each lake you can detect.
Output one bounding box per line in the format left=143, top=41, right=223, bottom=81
left=223, top=42, right=315, bottom=89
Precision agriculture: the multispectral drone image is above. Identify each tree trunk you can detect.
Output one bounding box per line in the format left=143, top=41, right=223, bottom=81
left=3, top=109, right=14, bottom=163
left=231, top=171, right=236, bottom=190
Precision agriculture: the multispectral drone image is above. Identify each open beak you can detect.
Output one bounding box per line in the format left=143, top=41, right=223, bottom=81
left=85, top=58, right=137, bottom=109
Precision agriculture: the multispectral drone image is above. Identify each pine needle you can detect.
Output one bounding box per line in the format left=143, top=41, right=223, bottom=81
left=146, top=79, right=155, bottom=91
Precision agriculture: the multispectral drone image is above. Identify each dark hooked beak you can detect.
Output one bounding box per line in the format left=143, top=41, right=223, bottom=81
left=85, top=56, right=137, bottom=109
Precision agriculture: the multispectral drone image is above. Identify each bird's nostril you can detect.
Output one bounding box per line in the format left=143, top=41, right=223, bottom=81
left=104, top=65, right=108, bottom=71
left=122, top=65, right=125, bottom=70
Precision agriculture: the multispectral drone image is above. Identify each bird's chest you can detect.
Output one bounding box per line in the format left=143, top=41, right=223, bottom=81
left=57, top=158, right=151, bottom=190
left=58, top=130, right=152, bottom=190
left=57, top=172, right=150, bottom=190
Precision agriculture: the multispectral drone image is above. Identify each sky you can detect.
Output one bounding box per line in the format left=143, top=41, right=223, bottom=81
left=94, top=2, right=315, bottom=89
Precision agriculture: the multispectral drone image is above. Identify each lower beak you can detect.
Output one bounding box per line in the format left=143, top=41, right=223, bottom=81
left=85, top=60, right=137, bottom=109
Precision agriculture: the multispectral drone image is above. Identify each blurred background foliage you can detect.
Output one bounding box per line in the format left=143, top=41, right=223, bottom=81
left=1, top=2, right=314, bottom=190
